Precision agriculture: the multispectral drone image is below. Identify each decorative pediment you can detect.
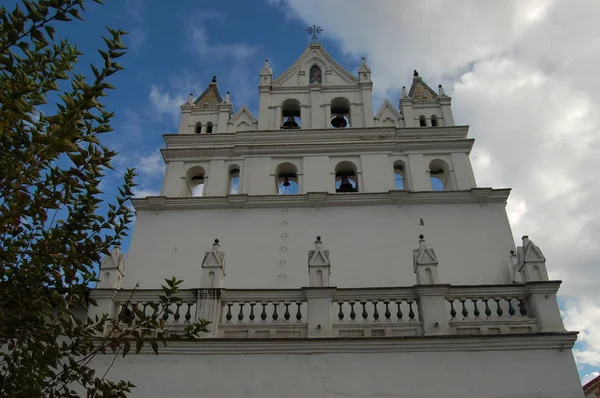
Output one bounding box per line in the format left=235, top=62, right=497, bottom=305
left=101, top=247, right=126, bottom=271
left=521, top=236, right=546, bottom=264
left=202, top=239, right=225, bottom=269
left=308, top=236, right=330, bottom=267
left=408, top=73, right=438, bottom=101
left=375, top=99, right=402, bottom=127
left=194, top=77, right=223, bottom=106
left=230, top=106, right=257, bottom=132
left=272, top=43, right=359, bottom=88
left=413, top=235, right=438, bottom=272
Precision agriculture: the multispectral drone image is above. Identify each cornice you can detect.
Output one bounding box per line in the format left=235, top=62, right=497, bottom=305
left=164, top=126, right=470, bottom=149
left=99, top=332, right=578, bottom=355
left=161, top=139, right=475, bottom=160
left=131, top=188, right=511, bottom=212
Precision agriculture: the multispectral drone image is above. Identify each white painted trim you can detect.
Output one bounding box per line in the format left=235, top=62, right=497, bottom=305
left=131, top=188, right=511, bottom=211
left=94, top=332, right=577, bottom=355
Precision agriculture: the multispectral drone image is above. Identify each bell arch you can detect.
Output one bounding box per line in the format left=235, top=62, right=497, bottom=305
left=331, top=97, right=351, bottom=128
left=275, top=162, right=299, bottom=194
left=281, top=98, right=301, bottom=129
left=429, top=159, right=451, bottom=191
left=186, top=166, right=206, bottom=197
left=334, top=161, right=358, bottom=192
left=393, top=160, right=407, bottom=190
left=228, top=164, right=241, bottom=194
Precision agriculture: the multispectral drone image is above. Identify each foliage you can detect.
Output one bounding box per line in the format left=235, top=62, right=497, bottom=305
left=0, top=1, right=209, bottom=396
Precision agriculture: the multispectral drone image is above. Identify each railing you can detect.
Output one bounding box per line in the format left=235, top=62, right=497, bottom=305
left=332, top=288, right=422, bottom=337
left=445, top=285, right=537, bottom=334
left=219, top=289, right=308, bottom=338
left=89, top=282, right=567, bottom=339
left=114, top=289, right=199, bottom=335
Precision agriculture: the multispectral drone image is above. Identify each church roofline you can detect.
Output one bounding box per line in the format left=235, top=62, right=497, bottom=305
left=271, top=42, right=359, bottom=87
left=194, top=76, right=223, bottom=105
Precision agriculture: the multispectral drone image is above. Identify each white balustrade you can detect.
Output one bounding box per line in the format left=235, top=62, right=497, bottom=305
left=90, top=282, right=565, bottom=339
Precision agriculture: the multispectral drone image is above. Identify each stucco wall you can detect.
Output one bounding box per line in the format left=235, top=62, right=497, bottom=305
left=91, top=348, right=583, bottom=398
left=123, top=202, right=515, bottom=290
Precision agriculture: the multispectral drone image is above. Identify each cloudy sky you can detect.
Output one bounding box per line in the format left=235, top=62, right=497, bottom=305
left=23, top=0, right=600, bottom=384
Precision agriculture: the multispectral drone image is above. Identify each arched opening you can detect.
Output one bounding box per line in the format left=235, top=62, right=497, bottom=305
left=275, top=162, right=299, bottom=194
left=394, top=162, right=406, bottom=190
left=533, top=265, right=542, bottom=281
left=331, top=97, right=351, bottom=128
left=236, top=121, right=250, bottom=132
left=186, top=166, right=206, bottom=197
left=208, top=270, right=215, bottom=288
left=382, top=117, right=396, bottom=127
left=424, top=268, right=433, bottom=284
left=315, top=270, right=323, bottom=287
left=309, top=65, right=322, bottom=84
left=229, top=166, right=240, bottom=194
left=195, top=122, right=202, bottom=134
left=335, top=161, right=358, bottom=192
left=206, top=122, right=213, bottom=133
left=281, top=99, right=301, bottom=129
left=429, top=159, right=450, bottom=191
left=419, top=115, right=426, bottom=127
left=431, top=115, right=438, bottom=127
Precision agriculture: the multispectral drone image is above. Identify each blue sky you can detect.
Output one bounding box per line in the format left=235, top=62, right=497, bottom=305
left=6, top=0, right=600, bottom=384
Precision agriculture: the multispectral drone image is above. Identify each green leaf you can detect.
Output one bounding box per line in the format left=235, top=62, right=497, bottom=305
left=122, top=341, right=130, bottom=357
left=150, top=340, right=159, bottom=356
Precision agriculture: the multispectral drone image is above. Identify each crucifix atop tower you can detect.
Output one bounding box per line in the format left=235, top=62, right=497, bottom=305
left=306, top=24, right=323, bottom=41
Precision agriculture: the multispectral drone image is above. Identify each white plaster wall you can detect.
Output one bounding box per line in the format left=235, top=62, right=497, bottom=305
left=123, top=202, right=515, bottom=290
left=90, top=349, right=583, bottom=398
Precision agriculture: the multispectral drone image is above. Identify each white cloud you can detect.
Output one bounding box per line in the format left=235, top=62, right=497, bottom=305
left=148, top=85, right=187, bottom=125
left=270, top=0, right=600, bottom=371
left=132, top=188, right=160, bottom=198
left=135, top=151, right=164, bottom=177
left=188, top=11, right=258, bottom=60
left=582, top=371, right=600, bottom=385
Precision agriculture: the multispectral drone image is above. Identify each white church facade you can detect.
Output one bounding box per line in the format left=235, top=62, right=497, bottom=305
left=90, top=41, right=584, bottom=397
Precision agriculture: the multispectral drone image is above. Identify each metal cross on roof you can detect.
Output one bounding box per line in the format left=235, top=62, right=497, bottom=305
left=306, top=25, right=323, bottom=41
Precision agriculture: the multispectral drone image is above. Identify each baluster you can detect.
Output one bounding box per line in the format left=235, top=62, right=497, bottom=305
left=337, top=302, right=344, bottom=320
left=184, top=303, right=192, bottom=323
left=408, top=300, right=416, bottom=321
left=260, top=302, right=267, bottom=321
left=295, top=301, right=302, bottom=322
left=237, top=302, right=245, bottom=322
left=131, top=303, right=139, bottom=320
left=272, top=302, right=279, bottom=321
left=162, top=304, right=170, bottom=322
left=449, top=299, right=457, bottom=319
left=225, top=303, right=233, bottom=322
left=372, top=300, right=380, bottom=321
left=284, top=302, right=291, bottom=321
left=507, top=297, right=516, bottom=317
left=384, top=300, right=391, bottom=321
left=519, top=298, right=527, bottom=316
left=349, top=301, right=356, bottom=320
left=249, top=302, right=256, bottom=322
left=460, top=299, right=468, bottom=319
left=142, top=302, right=149, bottom=318
left=150, top=302, right=158, bottom=318
left=360, top=301, right=368, bottom=321
left=174, top=303, right=182, bottom=323
left=495, top=298, right=503, bottom=317
left=484, top=298, right=492, bottom=318
left=396, top=300, right=404, bottom=321
left=473, top=299, right=480, bottom=318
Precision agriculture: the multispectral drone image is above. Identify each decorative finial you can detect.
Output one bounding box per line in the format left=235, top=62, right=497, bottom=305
left=264, top=59, right=269, bottom=68
left=213, top=238, right=219, bottom=245
left=211, top=76, right=217, bottom=83
left=413, top=70, right=419, bottom=77
left=306, top=24, right=323, bottom=41
left=438, top=84, right=445, bottom=96
left=510, top=250, right=515, bottom=255
left=316, top=236, right=321, bottom=242
left=225, top=92, right=231, bottom=103
left=402, top=86, right=407, bottom=97
left=419, top=234, right=424, bottom=241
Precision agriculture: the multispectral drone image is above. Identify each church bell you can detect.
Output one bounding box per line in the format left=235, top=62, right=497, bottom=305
left=282, top=176, right=290, bottom=187
left=282, top=116, right=299, bottom=129
left=331, top=114, right=348, bottom=128
left=337, top=175, right=354, bottom=192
